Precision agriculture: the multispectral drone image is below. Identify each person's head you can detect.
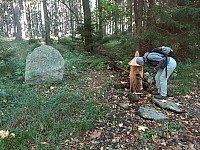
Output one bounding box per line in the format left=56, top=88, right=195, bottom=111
left=136, top=57, right=144, bottom=65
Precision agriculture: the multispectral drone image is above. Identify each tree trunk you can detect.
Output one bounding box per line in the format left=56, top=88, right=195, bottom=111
left=127, top=0, right=133, bottom=34
left=3, top=3, right=10, bottom=37
left=134, top=0, right=144, bottom=54
left=114, top=0, right=119, bottom=34
left=54, top=0, right=59, bottom=38
left=82, top=0, right=93, bottom=52
left=20, top=0, right=27, bottom=39
left=69, top=0, right=76, bottom=41
left=147, top=0, right=154, bottom=31
left=97, top=0, right=103, bottom=39
left=26, top=5, right=31, bottom=38
left=146, top=0, right=155, bottom=49
left=43, top=0, right=51, bottom=44
left=14, top=0, right=22, bottom=40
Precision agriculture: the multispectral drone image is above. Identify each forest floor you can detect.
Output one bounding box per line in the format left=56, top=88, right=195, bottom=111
left=65, top=68, right=200, bottom=150
left=1, top=40, right=199, bottom=149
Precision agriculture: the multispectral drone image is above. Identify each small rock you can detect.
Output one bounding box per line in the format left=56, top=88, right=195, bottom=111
left=118, top=103, right=130, bottom=110
left=127, top=93, right=139, bottom=102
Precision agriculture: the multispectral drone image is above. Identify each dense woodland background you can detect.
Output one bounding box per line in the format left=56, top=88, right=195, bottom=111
left=0, top=0, right=199, bottom=58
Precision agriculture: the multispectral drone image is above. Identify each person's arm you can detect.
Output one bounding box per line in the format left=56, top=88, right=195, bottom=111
left=146, top=52, right=164, bottom=62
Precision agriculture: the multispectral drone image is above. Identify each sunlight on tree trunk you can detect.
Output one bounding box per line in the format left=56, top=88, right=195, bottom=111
left=13, top=0, right=22, bottom=40
left=21, top=0, right=27, bottom=39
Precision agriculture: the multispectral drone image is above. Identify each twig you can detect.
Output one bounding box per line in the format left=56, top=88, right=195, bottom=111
left=111, top=63, right=129, bottom=73
left=59, top=0, right=82, bottom=25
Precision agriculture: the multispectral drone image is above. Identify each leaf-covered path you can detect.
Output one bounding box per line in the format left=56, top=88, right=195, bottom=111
left=64, top=69, right=200, bottom=150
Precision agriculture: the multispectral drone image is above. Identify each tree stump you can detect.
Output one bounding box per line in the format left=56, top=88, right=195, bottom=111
left=128, top=51, right=143, bottom=92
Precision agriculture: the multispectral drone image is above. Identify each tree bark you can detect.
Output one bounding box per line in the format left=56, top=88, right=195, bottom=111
left=43, top=0, right=51, bottom=44
left=14, top=0, right=22, bottom=40
left=54, top=0, right=59, bottom=38
left=134, top=0, right=144, bottom=54
left=3, top=2, right=10, bottom=37
left=69, top=0, right=76, bottom=41
left=127, top=0, right=133, bottom=34
left=146, top=0, right=154, bottom=30
left=97, top=0, right=103, bottom=39
left=82, top=0, right=93, bottom=52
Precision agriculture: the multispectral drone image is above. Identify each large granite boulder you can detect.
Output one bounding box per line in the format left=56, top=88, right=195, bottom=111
left=25, top=45, right=65, bottom=83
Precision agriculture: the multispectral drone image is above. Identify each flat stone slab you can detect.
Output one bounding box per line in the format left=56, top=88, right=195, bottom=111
left=152, top=98, right=184, bottom=113
left=137, top=106, right=169, bottom=120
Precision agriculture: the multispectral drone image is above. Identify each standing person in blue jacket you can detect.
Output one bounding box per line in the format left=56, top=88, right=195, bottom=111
left=136, top=46, right=177, bottom=99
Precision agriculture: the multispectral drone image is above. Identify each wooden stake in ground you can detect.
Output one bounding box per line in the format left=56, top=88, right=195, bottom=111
left=129, top=51, right=143, bottom=92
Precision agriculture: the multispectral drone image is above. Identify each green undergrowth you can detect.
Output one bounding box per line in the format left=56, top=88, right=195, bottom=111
left=0, top=38, right=199, bottom=149
left=0, top=40, right=110, bottom=149
left=0, top=81, right=108, bottom=149
left=168, top=58, right=200, bottom=96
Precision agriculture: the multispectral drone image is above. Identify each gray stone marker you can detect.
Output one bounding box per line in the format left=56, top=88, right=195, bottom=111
left=25, top=45, right=65, bottom=83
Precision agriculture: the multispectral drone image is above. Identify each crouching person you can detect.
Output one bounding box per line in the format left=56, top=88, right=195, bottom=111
left=136, top=46, right=177, bottom=99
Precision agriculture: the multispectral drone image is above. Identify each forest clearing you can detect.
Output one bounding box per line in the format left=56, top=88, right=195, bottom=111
left=0, top=0, right=200, bottom=149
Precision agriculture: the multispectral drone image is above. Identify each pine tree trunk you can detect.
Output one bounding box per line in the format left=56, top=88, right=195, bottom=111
left=54, top=0, right=59, bottom=38
left=43, top=0, right=51, bottom=44
left=69, top=0, right=75, bottom=41
left=98, top=0, right=103, bottom=39
left=147, top=0, right=154, bottom=31
left=21, top=0, right=27, bottom=39
left=134, top=0, right=144, bottom=54
left=4, top=3, right=10, bottom=37
left=14, top=0, right=22, bottom=40
left=128, top=0, right=133, bottom=34
left=82, top=0, right=93, bottom=52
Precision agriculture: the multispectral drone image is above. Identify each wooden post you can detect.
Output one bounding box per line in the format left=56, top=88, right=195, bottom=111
left=128, top=51, right=143, bottom=92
